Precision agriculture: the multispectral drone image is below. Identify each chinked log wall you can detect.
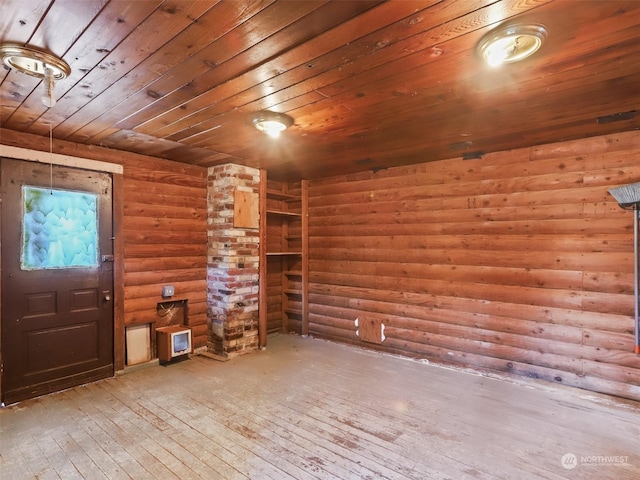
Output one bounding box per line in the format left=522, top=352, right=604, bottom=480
left=308, top=130, right=640, bottom=401
left=0, top=129, right=208, bottom=368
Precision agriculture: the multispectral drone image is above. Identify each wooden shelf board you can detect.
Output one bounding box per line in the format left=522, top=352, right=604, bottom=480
left=267, top=252, right=302, bottom=256
left=266, top=189, right=298, bottom=200
left=284, top=270, right=303, bottom=276
left=266, top=209, right=302, bottom=217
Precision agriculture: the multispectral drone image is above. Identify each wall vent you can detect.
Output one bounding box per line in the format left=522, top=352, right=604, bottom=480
left=463, top=151, right=485, bottom=160
left=596, top=110, right=636, bottom=124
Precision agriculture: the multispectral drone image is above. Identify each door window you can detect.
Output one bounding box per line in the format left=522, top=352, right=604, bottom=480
left=22, top=186, right=99, bottom=270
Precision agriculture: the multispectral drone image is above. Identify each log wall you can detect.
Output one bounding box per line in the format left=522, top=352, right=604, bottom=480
left=0, top=129, right=208, bottom=368
left=308, top=130, right=640, bottom=401
left=121, top=155, right=207, bottom=347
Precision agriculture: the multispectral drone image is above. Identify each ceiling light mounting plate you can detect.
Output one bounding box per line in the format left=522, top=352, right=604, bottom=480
left=477, top=24, right=548, bottom=67
left=0, top=43, right=71, bottom=80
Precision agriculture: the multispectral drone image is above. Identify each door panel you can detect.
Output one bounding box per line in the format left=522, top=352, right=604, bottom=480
left=1, top=158, right=114, bottom=405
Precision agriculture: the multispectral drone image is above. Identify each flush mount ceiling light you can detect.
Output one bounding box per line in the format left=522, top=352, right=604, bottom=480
left=0, top=43, right=71, bottom=107
left=252, top=110, right=293, bottom=138
left=476, top=24, right=548, bottom=67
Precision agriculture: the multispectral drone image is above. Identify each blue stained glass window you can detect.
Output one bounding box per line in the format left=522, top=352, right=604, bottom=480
left=22, top=186, right=99, bottom=270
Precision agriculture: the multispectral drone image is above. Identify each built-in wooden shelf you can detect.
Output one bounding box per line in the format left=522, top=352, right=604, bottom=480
left=266, top=189, right=299, bottom=201
left=266, top=209, right=302, bottom=217
left=260, top=174, right=309, bottom=345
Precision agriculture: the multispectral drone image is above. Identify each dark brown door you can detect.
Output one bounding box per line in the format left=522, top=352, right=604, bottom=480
left=1, top=158, right=114, bottom=405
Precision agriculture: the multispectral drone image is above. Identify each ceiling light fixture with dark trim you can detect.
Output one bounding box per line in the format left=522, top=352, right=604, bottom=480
left=252, top=111, right=293, bottom=138
left=476, top=24, right=548, bottom=67
left=0, top=43, right=71, bottom=107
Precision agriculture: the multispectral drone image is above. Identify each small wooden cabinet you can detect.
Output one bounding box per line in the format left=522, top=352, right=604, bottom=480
left=259, top=172, right=308, bottom=347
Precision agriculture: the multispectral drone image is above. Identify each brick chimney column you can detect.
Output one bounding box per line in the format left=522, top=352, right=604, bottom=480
left=206, top=164, right=260, bottom=357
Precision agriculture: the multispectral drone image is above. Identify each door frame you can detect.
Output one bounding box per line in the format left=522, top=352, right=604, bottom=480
left=0, top=146, right=126, bottom=401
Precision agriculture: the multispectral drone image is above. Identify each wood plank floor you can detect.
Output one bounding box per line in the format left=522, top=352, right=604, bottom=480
left=1, top=334, right=639, bottom=479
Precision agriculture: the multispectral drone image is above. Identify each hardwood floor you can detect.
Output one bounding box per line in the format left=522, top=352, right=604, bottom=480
left=1, top=334, right=639, bottom=479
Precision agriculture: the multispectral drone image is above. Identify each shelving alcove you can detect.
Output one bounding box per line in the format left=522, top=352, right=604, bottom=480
left=258, top=172, right=308, bottom=348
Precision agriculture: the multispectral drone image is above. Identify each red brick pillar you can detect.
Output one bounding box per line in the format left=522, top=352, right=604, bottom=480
left=206, top=164, right=260, bottom=357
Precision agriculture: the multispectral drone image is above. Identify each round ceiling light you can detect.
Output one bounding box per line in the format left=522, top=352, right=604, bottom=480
left=252, top=111, right=293, bottom=138
left=476, top=24, right=548, bottom=67
left=0, top=43, right=71, bottom=79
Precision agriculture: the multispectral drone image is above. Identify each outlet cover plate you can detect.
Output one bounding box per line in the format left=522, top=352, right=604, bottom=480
left=162, top=285, right=174, bottom=297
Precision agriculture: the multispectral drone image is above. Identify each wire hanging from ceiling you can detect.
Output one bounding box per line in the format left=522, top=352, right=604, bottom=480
left=49, top=122, right=53, bottom=194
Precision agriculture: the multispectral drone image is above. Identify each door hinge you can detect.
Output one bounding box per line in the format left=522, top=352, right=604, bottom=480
left=101, top=255, right=114, bottom=263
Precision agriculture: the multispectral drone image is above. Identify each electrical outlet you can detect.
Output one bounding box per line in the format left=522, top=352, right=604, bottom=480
left=162, top=285, right=174, bottom=297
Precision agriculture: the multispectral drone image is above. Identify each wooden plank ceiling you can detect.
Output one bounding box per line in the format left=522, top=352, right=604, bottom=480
left=1, top=0, right=639, bottom=181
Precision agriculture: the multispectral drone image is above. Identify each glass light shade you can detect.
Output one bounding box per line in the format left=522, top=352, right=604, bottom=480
left=255, top=120, right=287, bottom=137
left=252, top=111, right=293, bottom=137
left=477, top=24, right=548, bottom=67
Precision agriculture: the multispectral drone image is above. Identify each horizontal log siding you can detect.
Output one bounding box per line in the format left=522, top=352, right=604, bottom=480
left=308, top=130, right=640, bottom=401
left=0, top=129, right=208, bottom=351
left=121, top=159, right=208, bottom=347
